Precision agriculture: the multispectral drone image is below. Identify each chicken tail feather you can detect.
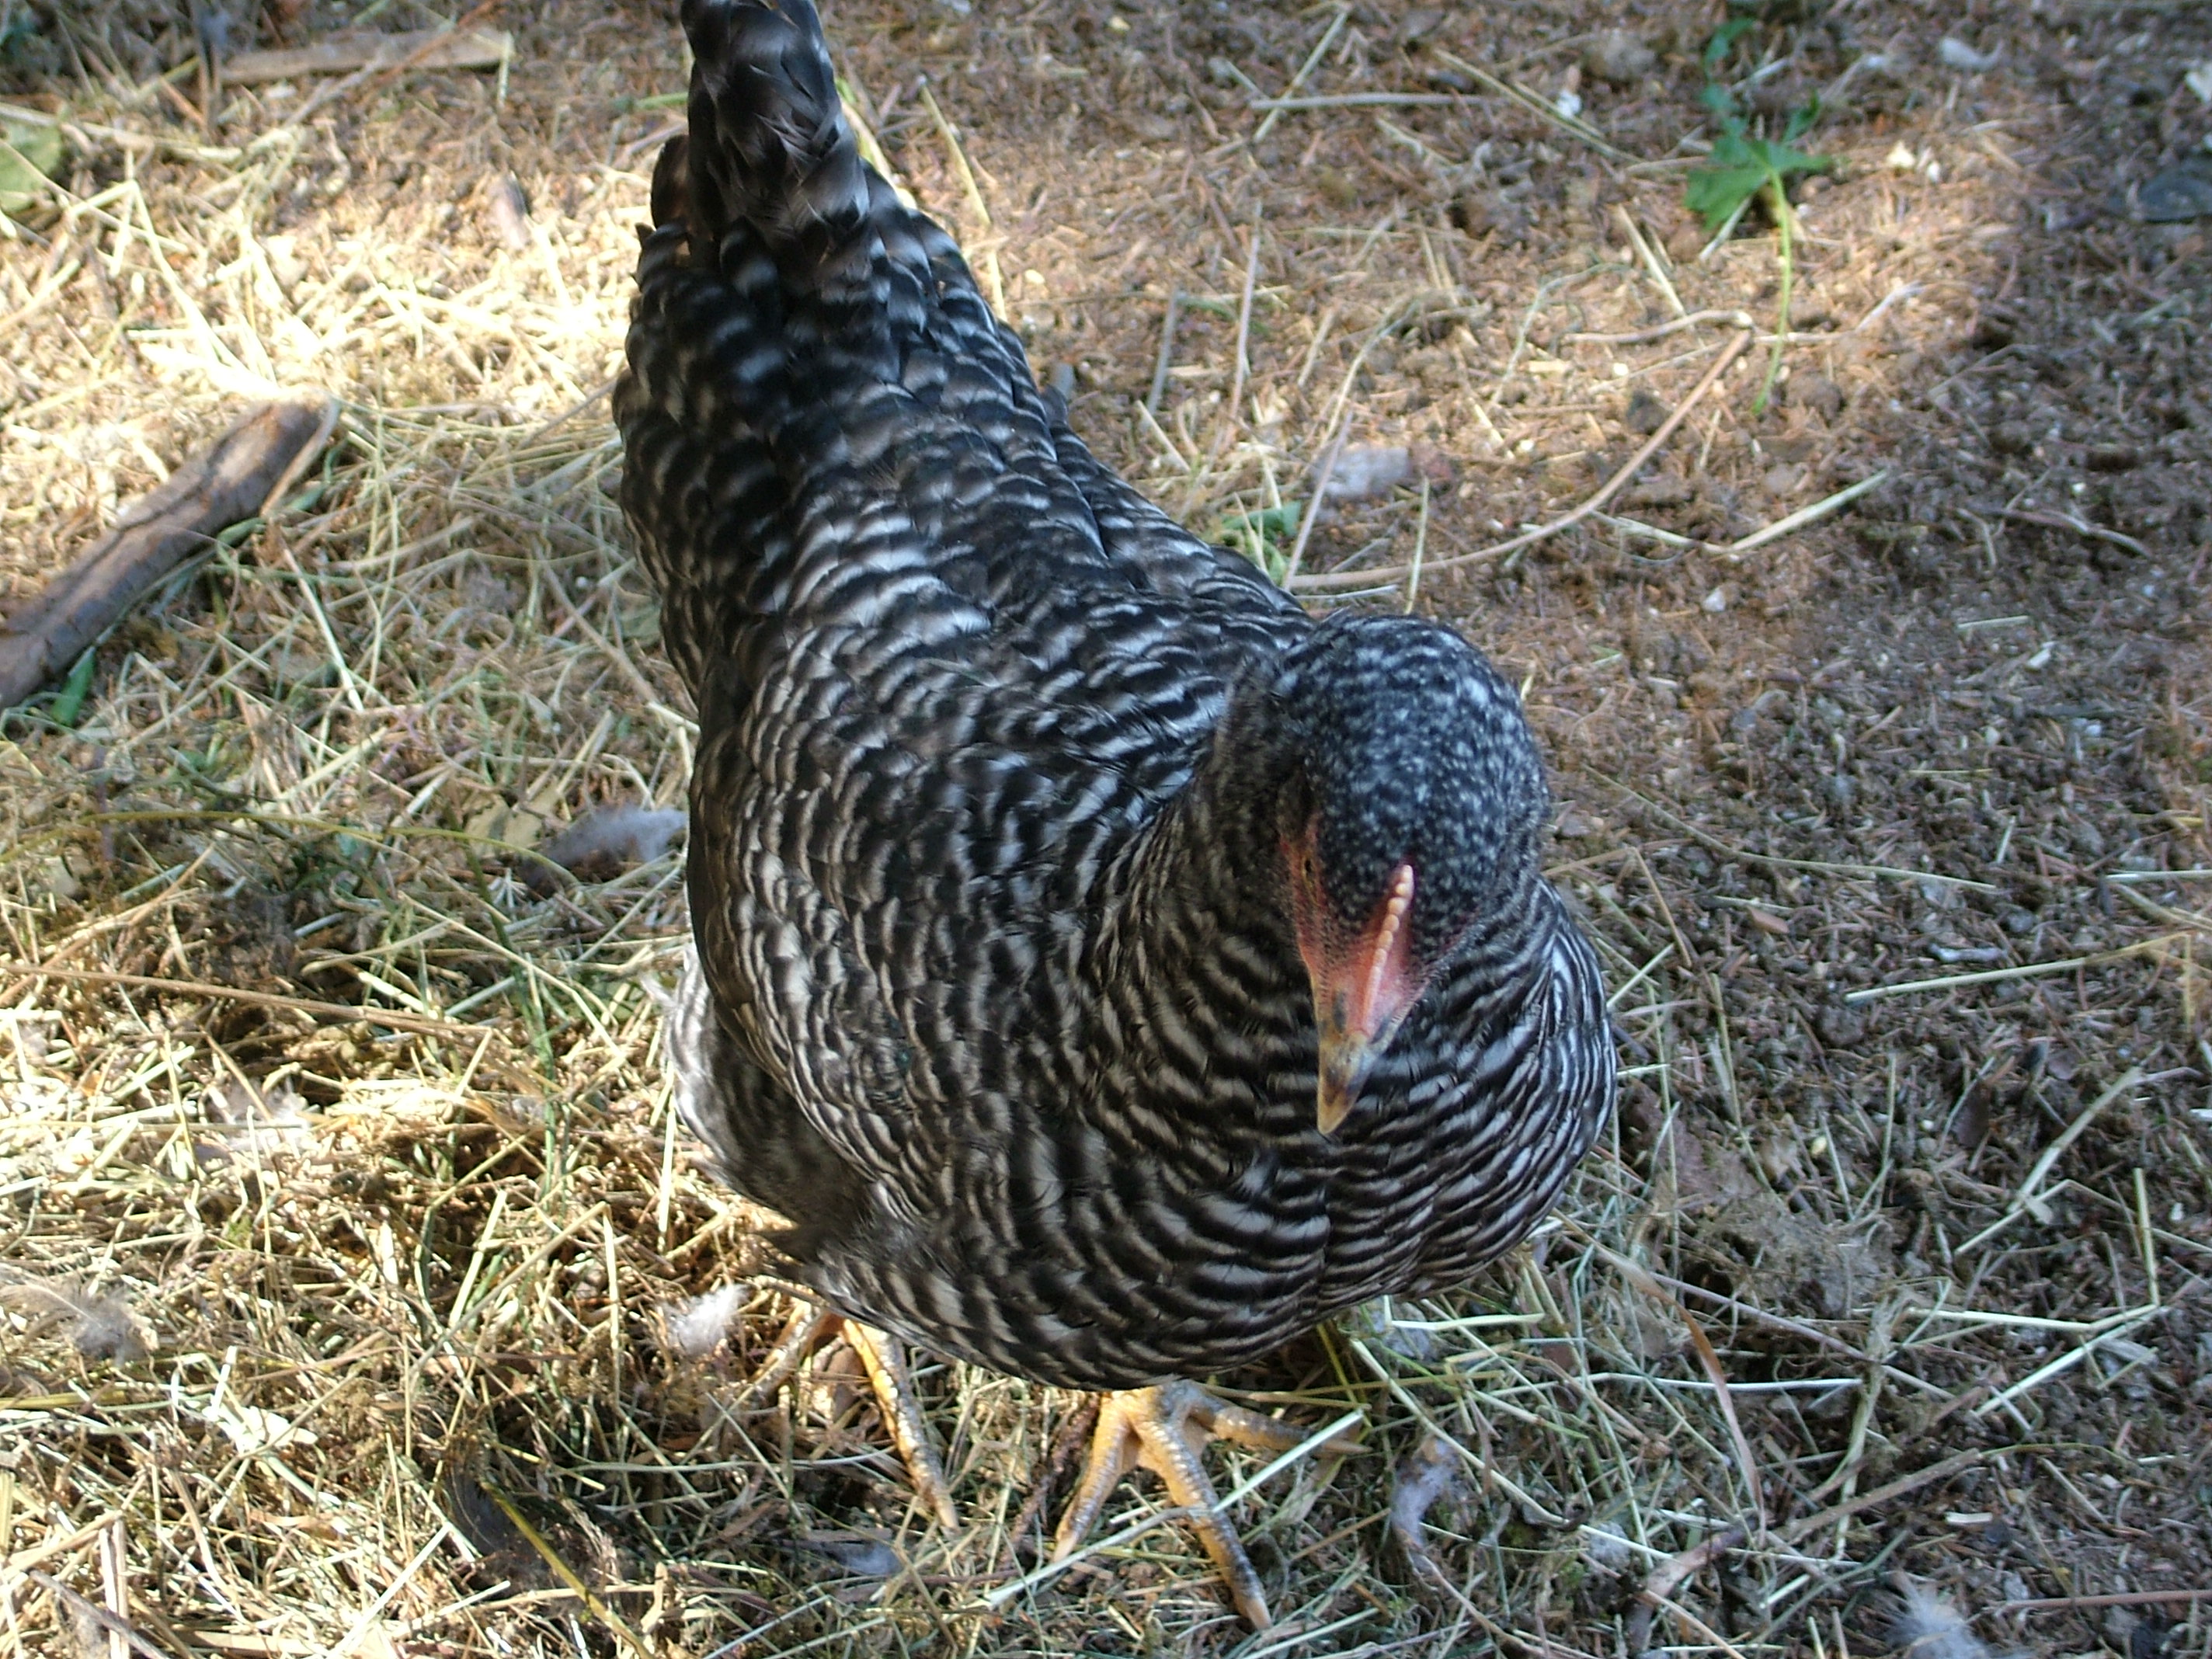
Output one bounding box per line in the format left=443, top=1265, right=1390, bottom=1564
left=666, top=0, right=871, bottom=266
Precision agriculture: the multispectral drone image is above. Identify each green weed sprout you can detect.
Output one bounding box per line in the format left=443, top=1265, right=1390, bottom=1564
left=1686, top=89, right=1833, bottom=415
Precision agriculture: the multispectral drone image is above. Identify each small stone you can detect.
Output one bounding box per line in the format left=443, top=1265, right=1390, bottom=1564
left=1623, top=471, right=1693, bottom=507
left=1937, top=37, right=2001, bottom=73
left=2123, top=158, right=2212, bottom=223
left=262, top=232, right=304, bottom=290
left=1397, top=7, right=1445, bottom=46
left=1408, top=442, right=1459, bottom=488
left=1582, top=30, right=1656, bottom=88
left=1817, top=1007, right=1866, bottom=1048
left=35, top=856, right=81, bottom=903
left=1320, top=445, right=1413, bottom=501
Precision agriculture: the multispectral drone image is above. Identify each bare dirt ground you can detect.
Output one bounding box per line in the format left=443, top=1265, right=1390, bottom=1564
left=2, top=1, right=2210, bottom=1656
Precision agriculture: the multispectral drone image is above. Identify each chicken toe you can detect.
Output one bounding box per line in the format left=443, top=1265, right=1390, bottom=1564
left=1051, top=1382, right=1355, bottom=1629
left=737, top=1307, right=958, bottom=1531
left=841, top=1320, right=960, bottom=1531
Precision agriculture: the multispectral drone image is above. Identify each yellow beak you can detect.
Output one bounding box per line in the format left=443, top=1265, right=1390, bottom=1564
left=1315, top=1012, right=1379, bottom=1135
left=1299, top=861, right=1421, bottom=1136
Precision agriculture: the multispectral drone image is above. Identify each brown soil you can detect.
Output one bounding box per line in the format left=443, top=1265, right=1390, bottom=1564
left=2, top=1, right=2209, bottom=1656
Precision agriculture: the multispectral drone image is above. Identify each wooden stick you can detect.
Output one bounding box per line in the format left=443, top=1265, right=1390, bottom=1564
left=0, top=396, right=335, bottom=709
left=221, top=29, right=512, bottom=85
left=2001, top=1589, right=2212, bottom=1614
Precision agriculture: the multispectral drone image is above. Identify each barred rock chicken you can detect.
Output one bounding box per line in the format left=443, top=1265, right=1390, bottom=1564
left=617, top=0, right=1615, bottom=1626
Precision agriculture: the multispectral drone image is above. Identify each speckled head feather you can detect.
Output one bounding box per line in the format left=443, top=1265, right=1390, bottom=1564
left=1270, top=616, right=1549, bottom=967
left=618, top=0, right=1617, bottom=1391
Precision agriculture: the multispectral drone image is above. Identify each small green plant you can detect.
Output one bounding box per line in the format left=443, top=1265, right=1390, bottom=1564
left=47, top=649, right=96, bottom=729
left=1685, top=84, right=1832, bottom=414
left=1220, top=502, right=1303, bottom=583
left=0, top=120, right=61, bottom=219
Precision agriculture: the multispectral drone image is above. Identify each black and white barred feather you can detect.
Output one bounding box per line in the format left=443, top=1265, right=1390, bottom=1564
left=618, top=0, right=1615, bottom=1390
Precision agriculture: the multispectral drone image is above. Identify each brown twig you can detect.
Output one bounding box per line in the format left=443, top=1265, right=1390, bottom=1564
left=1994, top=506, right=2149, bottom=558
left=1623, top=1528, right=1746, bottom=1655
left=287, top=1, right=507, bottom=128
left=222, top=27, right=513, bottom=85
left=1998, top=1589, right=2212, bottom=1613
left=0, top=398, right=335, bottom=709
left=1560, top=309, right=1751, bottom=346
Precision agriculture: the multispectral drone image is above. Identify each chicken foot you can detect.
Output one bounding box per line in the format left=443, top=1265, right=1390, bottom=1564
left=1051, top=1381, right=1357, bottom=1629
left=739, top=1305, right=959, bottom=1530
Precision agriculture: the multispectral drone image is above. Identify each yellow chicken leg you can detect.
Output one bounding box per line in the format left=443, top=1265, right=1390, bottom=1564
left=842, top=1320, right=959, bottom=1531
left=739, top=1306, right=958, bottom=1531
left=1051, top=1382, right=1353, bottom=1629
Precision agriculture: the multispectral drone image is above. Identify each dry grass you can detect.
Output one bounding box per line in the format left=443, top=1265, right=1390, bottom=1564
left=4, top=1, right=2212, bottom=1657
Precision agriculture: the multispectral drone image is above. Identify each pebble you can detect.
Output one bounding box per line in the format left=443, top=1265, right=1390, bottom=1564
left=1582, top=30, right=1657, bottom=89
left=1320, top=445, right=1412, bottom=500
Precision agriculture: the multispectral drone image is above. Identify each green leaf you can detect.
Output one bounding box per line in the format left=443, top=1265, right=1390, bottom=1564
left=1783, top=96, right=1823, bottom=144
left=1220, top=502, right=1304, bottom=581
left=49, top=649, right=96, bottom=729
left=1702, top=17, right=1758, bottom=73
left=1684, top=126, right=1833, bottom=232
left=1684, top=161, right=1772, bottom=232
left=0, top=120, right=61, bottom=217
left=1678, top=99, right=1833, bottom=416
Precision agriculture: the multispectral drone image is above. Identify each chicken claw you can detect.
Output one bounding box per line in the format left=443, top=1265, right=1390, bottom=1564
left=740, top=1307, right=958, bottom=1531
left=1051, top=1381, right=1356, bottom=1629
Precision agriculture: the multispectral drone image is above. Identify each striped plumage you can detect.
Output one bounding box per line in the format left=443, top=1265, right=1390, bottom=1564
left=617, top=0, right=1615, bottom=1396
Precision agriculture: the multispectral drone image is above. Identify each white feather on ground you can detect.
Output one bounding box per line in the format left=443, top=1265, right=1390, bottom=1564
left=1388, top=1433, right=1465, bottom=1581
left=663, top=1283, right=750, bottom=1359
left=1891, top=1579, right=2023, bottom=1659
left=197, top=1075, right=311, bottom=1164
